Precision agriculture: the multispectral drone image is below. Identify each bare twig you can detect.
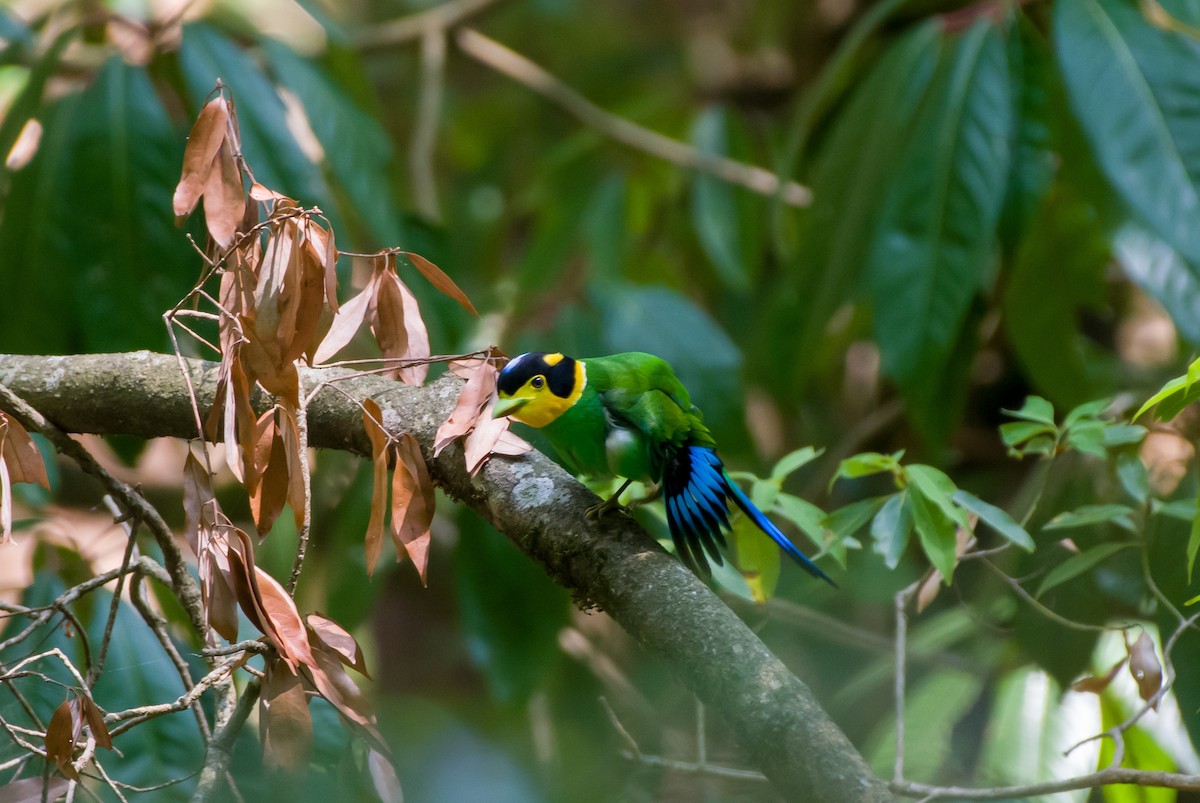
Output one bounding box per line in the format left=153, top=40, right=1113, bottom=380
left=189, top=678, right=260, bottom=803
left=411, top=27, right=447, bottom=220
left=286, top=379, right=313, bottom=595
left=454, top=28, right=812, bottom=206
left=355, top=0, right=502, bottom=49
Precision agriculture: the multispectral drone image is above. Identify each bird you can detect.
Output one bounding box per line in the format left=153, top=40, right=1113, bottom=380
left=491, top=351, right=835, bottom=585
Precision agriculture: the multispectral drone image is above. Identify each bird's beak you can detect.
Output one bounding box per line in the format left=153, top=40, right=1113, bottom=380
left=492, top=396, right=529, bottom=418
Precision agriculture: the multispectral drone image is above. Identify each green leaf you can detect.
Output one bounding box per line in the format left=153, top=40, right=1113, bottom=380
left=1098, top=695, right=1175, bottom=803
left=1044, top=504, right=1138, bottom=532
left=953, top=489, right=1035, bottom=551
left=0, top=58, right=195, bottom=353
left=824, top=496, right=890, bottom=542
left=1063, top=398, right=1111, bottom=427
left=868, top=20, right=1012, bottom=438
left=834, top=451, right=903, bottom=483
left=905, top=464, right=970, bottom=530
left=1152, top=498, right=1196, bottom=521
left=1002, top=395, right=1057, bottom=425
left=733, top=512, right=783, bottom=602
left=1064, top=420, right=1110, bottom=458
left=909, top=480, right=960, bottom=583
left=1134, top=356, right=1200, bottom=421
left=1036, top=542, right=1136, bottom=597
left=1116, top=454, right=1151, bottom=504
left=690, top=106, right=758, bottom=290
left=1189, top=480, right=1200, bottom=583
left=1056, top=0, right=1200, bottom=267
left=998, top=421, right=1057, bottom=454
left=1102, top=424, right=1147, bottom=448
left=1003, top=186, right=1110, bottom=410
left=870, top=492, right=912, bottom=569
left=1116, top=224, right=1200, bottom=346
left=778, top=21, right=942, bottom=386
left=770, top=446, right=823, bottom=483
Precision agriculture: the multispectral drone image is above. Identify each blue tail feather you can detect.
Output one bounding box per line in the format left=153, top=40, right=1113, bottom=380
left=663, top=445, right=836, bottom=587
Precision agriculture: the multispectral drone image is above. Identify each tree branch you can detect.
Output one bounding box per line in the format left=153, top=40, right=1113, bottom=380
left=0, top=351, right=888, bottom=801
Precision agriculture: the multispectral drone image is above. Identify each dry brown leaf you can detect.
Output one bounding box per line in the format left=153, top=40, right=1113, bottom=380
left=368, top=749, right=403, bottom=803
left=306, top=613, right=369, bottom=677
left=362, top=399, right=389, bottom=576
left=1071, top=656, right=1127, bottom=695
left=173, top=96, right=229, bottom=218
left=1129, top=631, right=1163, bottom=708
left=0, top=458, right=11, bottom=546
left=80, top=696, right=112, bottom=751
left=248, top=412, right=290, bottom=537
left=373, top=270, right=431, bottom=385
left=182, top=451, right=215, bottom=555
left=288, top=230, right=332, bottom=365
left=278, top=405, right=307, bottom=532
left=433, top=362, right=497, bottom=456
left=401, top=251, right=477, bottom=316
left=43, top=699, right=79, bottom=780
left=201, top=142, right=245, bottom=248
left=312, top=275, right=376, bottom=364
left=249, top=183, right=290, bottom=202
left=253, top=564, right=318, bottom=671
left=302, top=635, right=387, bottom=753
left=463, top=401, right=510, bottom=476
left=0, top=776, right=71, bottom=803
left=261, top=656, right=313, bottom=771
left=490, top=430, right=533, bottom=457
left=0, top=413, right=49, bottom=489
left=391, top=433, right=434, bottom=584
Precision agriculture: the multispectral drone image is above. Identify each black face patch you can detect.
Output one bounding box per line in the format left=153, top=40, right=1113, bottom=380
left=497, top=352, right=578, bottom=398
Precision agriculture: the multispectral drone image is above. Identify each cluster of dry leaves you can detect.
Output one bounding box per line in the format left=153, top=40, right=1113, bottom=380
left=165, top=87, right=530, bottom=784
left=1071, top=630, right=1164, bottom=708
left=0, top=412, right=49, bottom=544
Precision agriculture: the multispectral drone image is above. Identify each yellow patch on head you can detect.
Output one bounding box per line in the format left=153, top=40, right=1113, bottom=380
left=502, top=360, right=586, bottom=428
left=542, top=353, right=564, bottom=366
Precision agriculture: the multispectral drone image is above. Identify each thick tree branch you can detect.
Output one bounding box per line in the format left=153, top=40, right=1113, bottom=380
left=0, top=351, right=889, bottom=801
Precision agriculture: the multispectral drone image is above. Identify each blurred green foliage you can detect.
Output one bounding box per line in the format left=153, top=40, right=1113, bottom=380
left=7, top=0, right=1200, bottom=799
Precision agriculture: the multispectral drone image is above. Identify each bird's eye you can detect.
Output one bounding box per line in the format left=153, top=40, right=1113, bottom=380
left=531, top=375, right=545, bottom=389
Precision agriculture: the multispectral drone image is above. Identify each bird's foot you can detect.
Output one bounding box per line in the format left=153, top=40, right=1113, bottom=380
left=585, top=496, right=629, bottom=520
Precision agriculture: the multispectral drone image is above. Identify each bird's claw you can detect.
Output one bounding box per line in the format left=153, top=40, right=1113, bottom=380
left=585, top=498, right=629, bottom=520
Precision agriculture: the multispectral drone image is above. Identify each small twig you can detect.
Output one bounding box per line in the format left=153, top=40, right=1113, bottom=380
left=200, top=640, right=269, bottom=657
left=0, top=382, right=207, bottom=640
left=454, top=28, right=812, bottom=207
left=893, top=580, right=919, bottom=783
left=87, top=496, right=141, bottom=687
left=286, top=378, right=313, bottom=595
left=411, top=27, right=446, bottom=220
left=189, top=678, right=260, bottom=803
left=355, top=0, right=502, bottom=49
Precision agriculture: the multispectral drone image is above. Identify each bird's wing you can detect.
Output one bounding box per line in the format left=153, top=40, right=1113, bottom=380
left=599, top=385, right=694, bottom=447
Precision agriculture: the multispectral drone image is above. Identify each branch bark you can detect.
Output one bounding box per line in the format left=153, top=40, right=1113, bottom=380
left=0, top=351, right=890, bottom=801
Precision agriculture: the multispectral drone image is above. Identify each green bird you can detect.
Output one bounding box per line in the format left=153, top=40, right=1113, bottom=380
left=492, top=351, right=834, bottom=585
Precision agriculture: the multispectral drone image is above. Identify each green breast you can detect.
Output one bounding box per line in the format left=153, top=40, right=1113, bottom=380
left=540, top=386, right=612, bottom=478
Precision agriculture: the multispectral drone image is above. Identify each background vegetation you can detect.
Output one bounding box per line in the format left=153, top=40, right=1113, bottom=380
left=4, top=0, right=1200, bottom=799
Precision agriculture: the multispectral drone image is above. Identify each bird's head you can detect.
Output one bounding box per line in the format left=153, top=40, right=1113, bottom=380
left=492, top=352, right=585, bottom=427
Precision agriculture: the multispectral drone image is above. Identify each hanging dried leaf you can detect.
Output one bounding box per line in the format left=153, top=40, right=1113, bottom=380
left=400, top=250, right=477, bottom=315
left=392, top=433, right=434, bottom=584
left=311, top=275, right=376, bottom=364
left=490, top=430, right=533, bottom=457
left=0, top=777, right=71, bottom=803
left=0, top=413, right=48, bottom=489
left=373, top=270, right=430, bottom=385
left=0, top=458, right=11, bottom=546
left=279, top=405, right=307, bottom=532
left=173, top=96, right=229, bottom=219
left=253, top=564, right=318, bottom=671
left=433, top=362, right=496, bottom=456
left=201, top=142, right=245, bottom=248
left=306, top=613, right=370, bottom=677
left=1071, top=656, right=1127, bottom=695
left=287, top=227, right=333, bottom=365
left=43, top=699, right=80, bottom=780
left=463, top=401, right=510, bottom=476
left=182, top=451, right=215, bottom=555
left=248, top=411, right=290, bottom=536
left=1129, top=631, right=1163, bottom=707
left=79, top=696, right=113, bottom=751
left=362, top=399, right=389, bottom=576
left=368, top=749, right=403, bottom=803
left=261, top=656, right=313, bottom=771
left=301, top=634, right=387, bottom=753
